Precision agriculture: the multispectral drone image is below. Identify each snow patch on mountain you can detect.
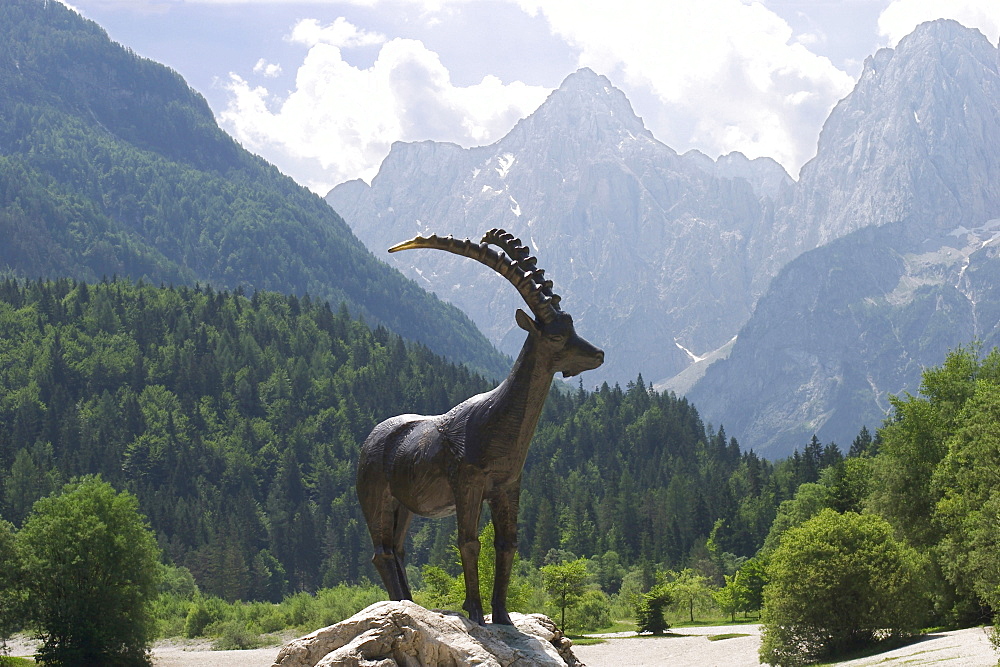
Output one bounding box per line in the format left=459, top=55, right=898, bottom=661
left=495, top=153, right=515, bottom=178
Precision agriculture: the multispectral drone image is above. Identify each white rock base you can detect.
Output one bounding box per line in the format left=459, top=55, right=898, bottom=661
left=271, top=600, right=583, bottom=667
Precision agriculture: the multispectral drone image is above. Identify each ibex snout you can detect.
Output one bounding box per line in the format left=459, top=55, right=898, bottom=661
left=561, top=335, right=604, bottom=378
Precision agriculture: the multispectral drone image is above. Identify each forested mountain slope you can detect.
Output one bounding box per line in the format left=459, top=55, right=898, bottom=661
left=0, top=0, right=505, bottom=377
left=0, top=279, right=810, bottom=599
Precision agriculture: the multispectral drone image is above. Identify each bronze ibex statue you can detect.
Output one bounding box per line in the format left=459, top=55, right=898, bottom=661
left=357, top=228, right=604, bottom=625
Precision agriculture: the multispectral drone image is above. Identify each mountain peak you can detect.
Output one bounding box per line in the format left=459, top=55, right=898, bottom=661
left=792, top=14, right=1000, bottom=249
left=505, top=68, right=655, bottom=147
left=857, top=18, right=996, bottom=86
left=555, top=67, right=616, bottom=97
left=900, top=17, right=989, bottom=47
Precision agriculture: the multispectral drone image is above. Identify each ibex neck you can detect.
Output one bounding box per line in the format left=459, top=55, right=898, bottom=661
left=492, top=335, right=553, bottom=457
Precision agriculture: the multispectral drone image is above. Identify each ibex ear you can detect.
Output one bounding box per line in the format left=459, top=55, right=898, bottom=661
left=515, top=308, right=539, bottom=334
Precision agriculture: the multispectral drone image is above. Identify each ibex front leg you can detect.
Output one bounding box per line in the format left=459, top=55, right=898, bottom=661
left=488, top=484, right=520, bottom=625
left=454, top=478, right=486, bottom=625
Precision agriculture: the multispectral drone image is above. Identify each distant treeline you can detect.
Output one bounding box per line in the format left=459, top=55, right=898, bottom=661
left=0, top=278, right=842, bottom=601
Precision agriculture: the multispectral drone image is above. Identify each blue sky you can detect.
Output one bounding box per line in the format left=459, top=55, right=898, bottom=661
left=61, top=0, right=1000, bottom=194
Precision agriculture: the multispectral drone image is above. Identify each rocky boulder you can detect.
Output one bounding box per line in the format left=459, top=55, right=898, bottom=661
left=271, top=600, right=583, bottom=667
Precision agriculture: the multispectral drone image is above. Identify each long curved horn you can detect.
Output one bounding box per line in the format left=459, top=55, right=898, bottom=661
left=481, top=228, right=562, bottom=312
left=388, top=231, right=561, bottom=323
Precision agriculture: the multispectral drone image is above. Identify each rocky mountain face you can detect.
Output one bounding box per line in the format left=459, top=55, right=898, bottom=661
left=328, top=69, right=792, bottom=387
left=689, top=20, right=1000, bottom=454
left=328, top=20, right=1000, bottom=456
left=757, top=19, right=1000, bottom=270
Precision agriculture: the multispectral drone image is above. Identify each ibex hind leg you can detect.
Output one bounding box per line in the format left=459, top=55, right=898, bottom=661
left=359, top=479, right=413, bottom=601
left=391, top=503, right=414, bottom=600
left=367, top=507, right=413, bottom=600
left=455, top=484, right=486, bottom=625
left=487, top=487, right=520, bottom=625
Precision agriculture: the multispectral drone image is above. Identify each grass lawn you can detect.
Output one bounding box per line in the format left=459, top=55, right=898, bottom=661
left=567, top=636, right=607, bottom=645
left=707, top=633, right=752, bottom=641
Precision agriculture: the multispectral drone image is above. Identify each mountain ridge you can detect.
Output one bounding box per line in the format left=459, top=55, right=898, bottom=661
left=328, top=67, right=785, bottom=387
left=329, top=19, right=1000, bottom=455
left=689, top=19, right=1000, bottom=454
left=0, top=0, right=507, bottom=378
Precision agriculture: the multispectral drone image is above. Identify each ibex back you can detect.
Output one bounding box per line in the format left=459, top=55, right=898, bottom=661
left=356, top=229, right=604, bottom=625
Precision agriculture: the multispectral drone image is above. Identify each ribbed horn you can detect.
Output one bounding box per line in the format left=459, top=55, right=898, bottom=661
left=388, top=232, right=560, bottom=322
left=481, top=228, right=562, bottom=311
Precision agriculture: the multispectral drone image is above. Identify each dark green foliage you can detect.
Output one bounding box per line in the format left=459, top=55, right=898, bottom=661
left=636, top=583, right=672, bottom=634
left=0, top=277, right=809, bottom=601
left=934, top=379, right=1000, bottom=615
left=868, top=345, right=1000, bottom=624
left=0, top=278, right=491, bottom=596
left=0, top=0, right=505, bottom=378
left=568, top=589, right=613, bottom=632
left=183, top=603, right=212, bottom=640
left=521, top=377, right=800, bottom=570
left=732, top=557, right=766, bottom=616
left=757, top=346, right=1000, bottom=651
left=15, top=476, right=162, bottom=666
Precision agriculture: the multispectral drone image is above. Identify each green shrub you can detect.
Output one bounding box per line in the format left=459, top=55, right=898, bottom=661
left=184, top=602, right=213, bottom=638
left=759, top=509, right=930, bottom=665
left=253, top=608, right=287, bottom=635
left=568, top=590, right=613, bottom=632
left=151, top=592, right=192, bottom=638
left=274, top=584, right=384, bottom=631
left=211, top=621, right=263, bottom=651
left=636, top=583, right=672, bottom=635
left=16, top=477, right=161, bottom=666
left=414, top=565, right=461, bottom=611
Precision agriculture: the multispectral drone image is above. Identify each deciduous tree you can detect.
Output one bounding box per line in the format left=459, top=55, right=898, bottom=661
left=932, top=379, right=1000, bottom=615
left=669, top=568, right=713, bottom=623
left=16, top=477, right=162, bottom=666
left=541, top=558, right=589, bottom=632
left=759, top=509, right=929, bottom=666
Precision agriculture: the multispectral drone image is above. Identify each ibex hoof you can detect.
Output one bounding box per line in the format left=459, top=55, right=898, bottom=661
left=491, top=610, right=514, bottom=625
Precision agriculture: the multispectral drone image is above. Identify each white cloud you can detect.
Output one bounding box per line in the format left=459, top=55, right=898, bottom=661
left=514, top=0, right=855, bottom=175
left=289, top=17, right=386, bottom=48
left=252, top=58, right=282, bottom=77
left=220, top=18, right=549, bottom=193
left=878, top=0, right=1000, bottom=46
left=220, top=0, right=870, bottom=189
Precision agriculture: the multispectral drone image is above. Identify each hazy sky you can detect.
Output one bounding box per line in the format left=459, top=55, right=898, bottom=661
left=61, top=0, right=1000, bottom=194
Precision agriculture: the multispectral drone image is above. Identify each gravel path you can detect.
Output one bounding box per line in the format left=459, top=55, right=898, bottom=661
left=574, top=624, right=998, bottom=667
left=575, top=624, right=764, bottom=667
left=6, top=625, right=997, bottom=666
left=152, top=642, right=283, bottom=667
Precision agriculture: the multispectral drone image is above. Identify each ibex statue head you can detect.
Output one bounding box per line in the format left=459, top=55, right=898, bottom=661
left=357, top=228, right=603, bottom=625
